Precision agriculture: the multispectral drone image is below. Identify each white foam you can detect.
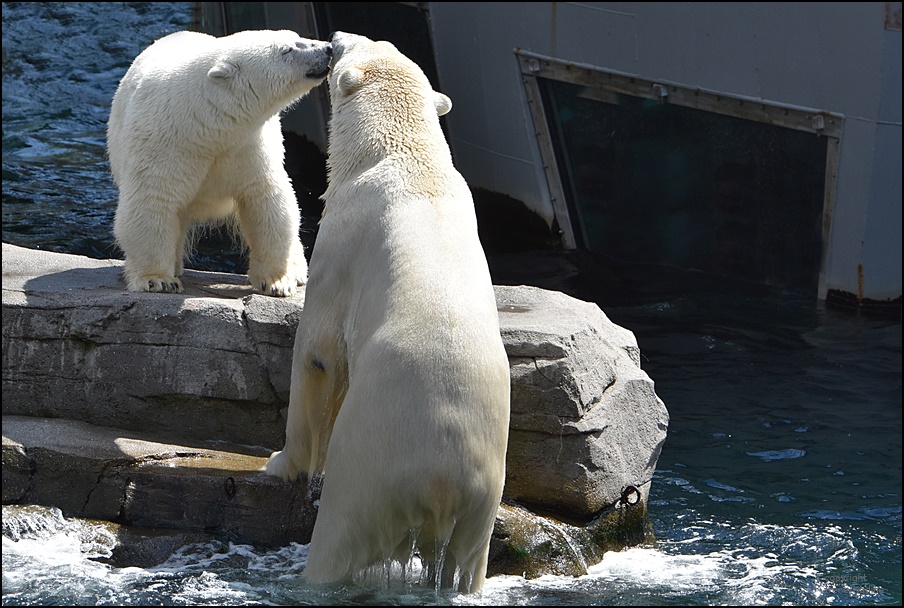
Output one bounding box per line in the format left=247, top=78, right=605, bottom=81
left=456, top=521, right=862, bottom=606
left=586, top=546, right=726, bottom=588
left=3, top=506, right=888, bottom=606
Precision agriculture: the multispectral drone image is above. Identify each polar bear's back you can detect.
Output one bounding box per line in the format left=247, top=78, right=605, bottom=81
left=131, top=31, right=213, bottom=68
left=311, top=326, right=510, bottom=583
left=115, top=31, right=215, bottom=97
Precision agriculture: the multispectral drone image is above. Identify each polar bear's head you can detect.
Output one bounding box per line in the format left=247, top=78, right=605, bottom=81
left=326, top=31, right=452, bottom=168
left=328, top=32, right=450, bottom=115
left=206, top=29, right=332, bottom=121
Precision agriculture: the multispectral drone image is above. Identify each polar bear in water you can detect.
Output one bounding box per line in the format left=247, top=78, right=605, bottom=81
left=265, top=32, right=511, bottom=593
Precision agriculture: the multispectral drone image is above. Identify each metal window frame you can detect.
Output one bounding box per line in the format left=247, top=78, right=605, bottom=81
left=517, top=49, right=842, bottom=298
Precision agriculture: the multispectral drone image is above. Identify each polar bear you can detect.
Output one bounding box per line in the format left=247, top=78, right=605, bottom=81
left=264, top=32, right=511, bottom=593
left=107, top=29, right=331, bottom=295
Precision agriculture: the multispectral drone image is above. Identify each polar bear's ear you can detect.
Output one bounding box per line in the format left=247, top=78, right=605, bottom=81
left=337, top=67, right=364, bottom=96
left=434, top=92, right=452, bottom=116
left=208, top=61, right=238, bottom=81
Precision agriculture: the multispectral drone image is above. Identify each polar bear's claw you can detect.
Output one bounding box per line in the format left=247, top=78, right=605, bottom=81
left=252, top=274, right=298, bottom=297
left=134, top=275, right=184, bottom=293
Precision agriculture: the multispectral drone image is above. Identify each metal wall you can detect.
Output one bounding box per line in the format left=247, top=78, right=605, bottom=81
left=427, top=2, right=901, bottom=302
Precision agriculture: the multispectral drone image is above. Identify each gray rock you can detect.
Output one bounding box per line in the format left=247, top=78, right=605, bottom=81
left=2, top=243, right=298, bottom=449
left=2, top=243, right=668, bottom=569
left=2, top=415, right=315, bottom=546
left=496, top=285, right=668, bottom=516
left=489, top=499, right=650, bottom=578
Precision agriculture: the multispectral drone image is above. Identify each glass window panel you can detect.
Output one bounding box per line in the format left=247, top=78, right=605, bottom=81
left=539, top=78, right=827, bottom=292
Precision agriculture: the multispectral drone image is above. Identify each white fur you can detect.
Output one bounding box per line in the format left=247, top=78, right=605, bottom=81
left=264, top=32, right=510, bottom=593
left=107, top=30, right=331, bottom=295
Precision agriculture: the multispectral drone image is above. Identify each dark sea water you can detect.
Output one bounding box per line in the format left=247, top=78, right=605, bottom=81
left=2, top=2, right=901, bottom=605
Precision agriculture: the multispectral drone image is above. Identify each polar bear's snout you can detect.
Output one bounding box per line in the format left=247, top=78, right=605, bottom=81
left=300, top=40, right=332, bottom=80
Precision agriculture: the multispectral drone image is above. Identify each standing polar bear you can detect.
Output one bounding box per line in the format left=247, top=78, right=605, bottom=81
left=264, top=32, right=511, bottom=593
left=107, top=29, right=331, bottom=295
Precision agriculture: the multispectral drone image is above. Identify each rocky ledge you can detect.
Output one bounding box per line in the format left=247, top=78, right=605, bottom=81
left=1, top=243, right=668, bottom=578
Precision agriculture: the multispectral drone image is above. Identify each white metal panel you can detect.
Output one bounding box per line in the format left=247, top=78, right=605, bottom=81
left=270, top=1, right=900, bottom=301
left=861, top=123, right=903, bottom=300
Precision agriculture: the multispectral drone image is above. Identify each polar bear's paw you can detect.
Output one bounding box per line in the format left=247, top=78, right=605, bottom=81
left=250, top=272, right=298, bottom=297
left=264, top=449, right=300, bottom=481
left=128, top=273, right=184, bottom=294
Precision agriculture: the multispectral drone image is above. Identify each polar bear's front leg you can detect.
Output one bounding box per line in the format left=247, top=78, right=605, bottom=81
left=265, top=362, right=317, bottom=482
left=236, top=188, right=308, bottom=297
left=114, top=194, right=185, bottom=293
left=264, top=333, right=348, bottom=482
